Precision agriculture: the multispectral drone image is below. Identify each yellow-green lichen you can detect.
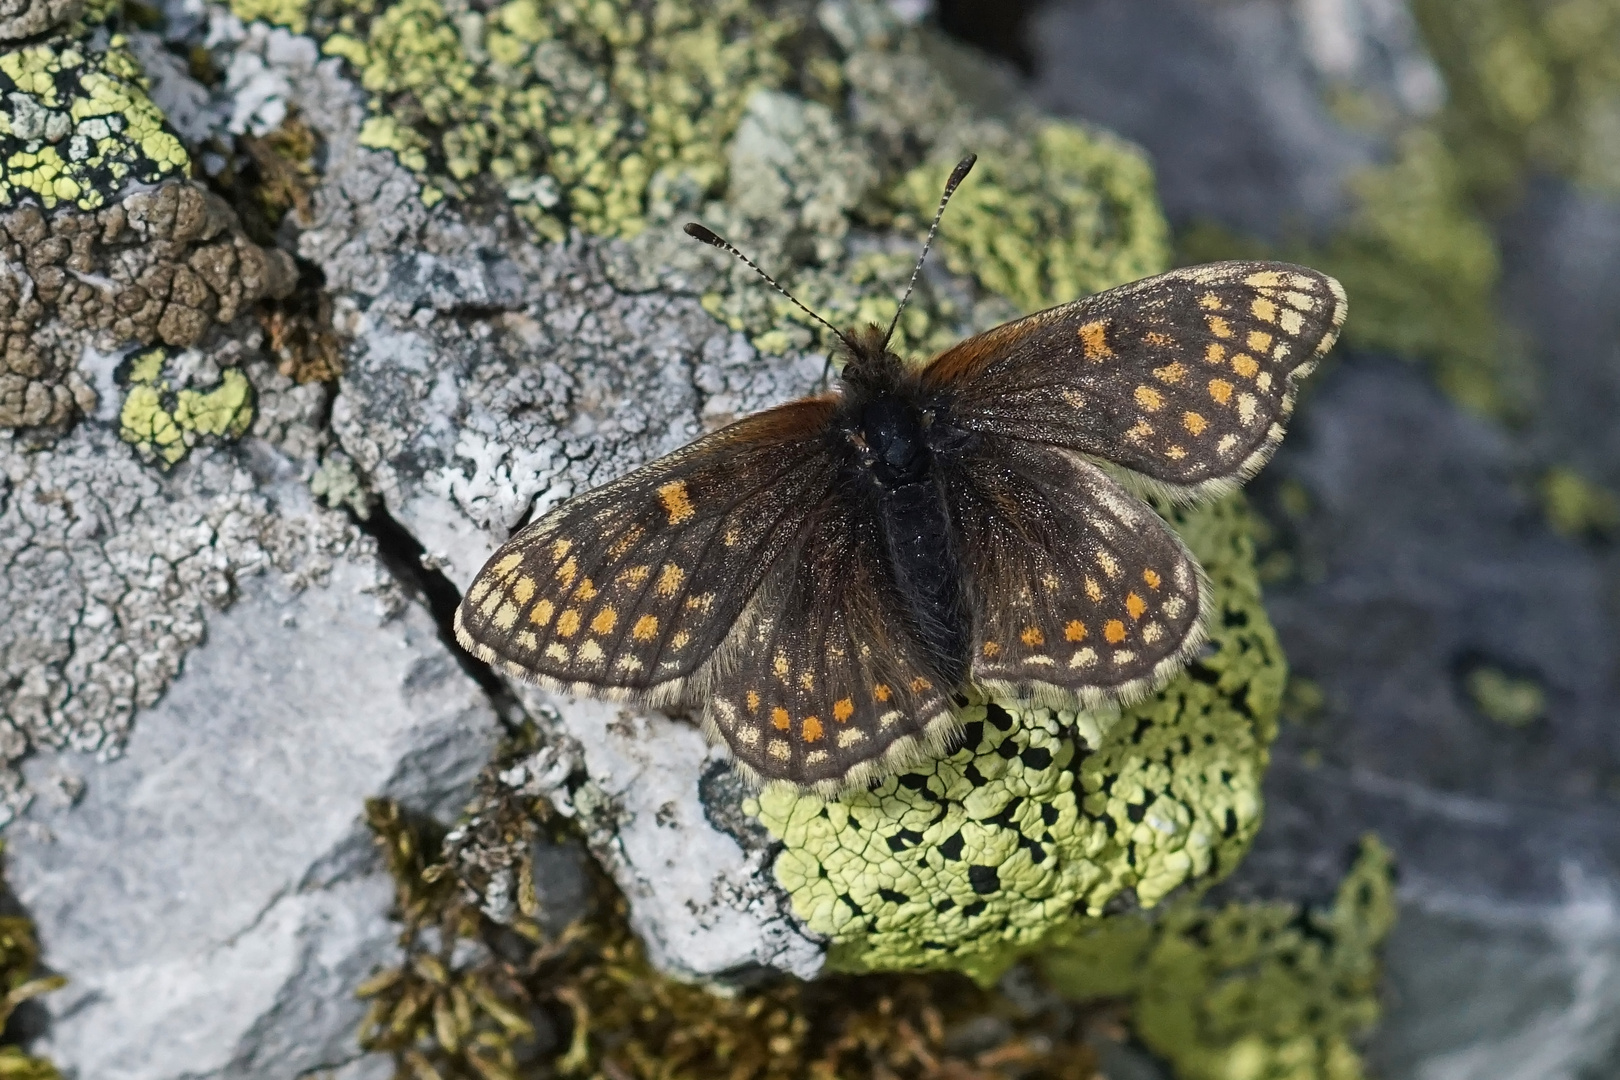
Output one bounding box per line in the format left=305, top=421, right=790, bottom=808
left=297, top=0, right=796, bottom=238
left=895, top=121, right=1171, bottom=317
left=0, top=34, right=188, bottom=210
left=1463, top=665, right=1546, bottom=727
left=1043, top=836, right=1396, bottom=1080
left=749, top=495, right=1285, bottom=985
left=117, top=347, right=256, bottom=466
left=1540, top=464, right=1620, bottom=539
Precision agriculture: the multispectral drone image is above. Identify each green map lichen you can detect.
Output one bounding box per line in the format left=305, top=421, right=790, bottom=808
left=1043, top=837, right=1396, bottom=1080
left=276, top=0, right=797, bottom=238
left=118, top=347, right=256, bottom=466
left=0, top=34, right=189, bottom=210
left=748, top=495, right=1286, bottom=984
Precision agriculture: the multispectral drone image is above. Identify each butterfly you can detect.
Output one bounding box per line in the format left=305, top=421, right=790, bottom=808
left=455, top=155, right=1347, bottom=794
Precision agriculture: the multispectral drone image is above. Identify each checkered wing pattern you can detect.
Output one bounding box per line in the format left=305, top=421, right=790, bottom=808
left=945, top=437, right=1208, bottom=701
left=923, top=261, right=1347, bottom=496
left=455, top=398, right=839, bottom=698
left=701, top=499, right=957, bottom=793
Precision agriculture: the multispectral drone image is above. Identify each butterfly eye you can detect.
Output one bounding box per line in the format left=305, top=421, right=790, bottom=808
left=920, top=408, right=936, bottom=428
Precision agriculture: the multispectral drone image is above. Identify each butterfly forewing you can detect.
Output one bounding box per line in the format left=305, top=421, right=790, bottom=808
left=946, top=437, right=1208, bottom=702
left=701, top=499, right=957, bottom=793
left=924, top=261, right=1346, bottom=497
left=455, top=398, right=839, bottom=697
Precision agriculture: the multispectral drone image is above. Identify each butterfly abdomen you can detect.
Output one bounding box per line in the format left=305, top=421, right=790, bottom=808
left=842, top=394, right=972, bottom=688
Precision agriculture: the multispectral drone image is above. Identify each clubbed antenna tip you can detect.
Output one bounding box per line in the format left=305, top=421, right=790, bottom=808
left=883, top=153, right=976, bottom=349
left=682, top=221, right=855, bottom=352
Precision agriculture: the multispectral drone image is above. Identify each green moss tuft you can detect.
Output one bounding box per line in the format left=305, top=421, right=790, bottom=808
left=0, top=34, right=189, bottom=210
left=1044, top=836, right=1396, bottom=1080
left=0, top=845, right=67, bottom=1079
left=303, top=0, right=797, bottom=239
left=117, top=347, right=256, bottom=466
left=895, top=120, right=1170, bottom=317
left=749, top=495, right=1285, bottom=985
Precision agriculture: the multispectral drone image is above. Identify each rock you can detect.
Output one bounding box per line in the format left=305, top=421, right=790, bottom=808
left=6, top=492, right=501, bottom=1078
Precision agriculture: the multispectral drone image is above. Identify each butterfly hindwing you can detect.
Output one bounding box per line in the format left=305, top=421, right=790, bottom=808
left=922, top=261, right=1346, bottom=497
left=946, top=436, right=1208, bottom=702
left=455, top=398, right=839, bottom=698
left=701, top=499, right=958, bottom=793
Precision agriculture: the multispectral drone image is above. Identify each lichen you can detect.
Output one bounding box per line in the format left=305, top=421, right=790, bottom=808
left=0, top=33, right=189, bottom=211
left=749, top=495, right=1285, bottom=985
left=1462, top=665, right=1546, bottom=727
left=117, top=346, right=255, bottom=466
left=1042, top=836, right=1396, bottom=1080
left=277, top=0, right=799, bottom=239
left=1539, top=464, right=1620, bottom=539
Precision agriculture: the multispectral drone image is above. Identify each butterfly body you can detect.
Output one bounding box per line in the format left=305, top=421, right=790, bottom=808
left=456, top=258, right=1347, bottom=794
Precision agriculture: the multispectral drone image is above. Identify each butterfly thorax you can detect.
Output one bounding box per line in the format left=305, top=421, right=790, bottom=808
left=835, top=355, right=973, bottom=689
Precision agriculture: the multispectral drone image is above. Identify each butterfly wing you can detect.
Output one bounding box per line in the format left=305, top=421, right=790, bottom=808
left=455, top=397, right=841, bottom=700
left=944, top=435, right=1209, bottom=703
left=699, top=495, right=959, bottom=793
left=921, top=261, right=1346, bottom=497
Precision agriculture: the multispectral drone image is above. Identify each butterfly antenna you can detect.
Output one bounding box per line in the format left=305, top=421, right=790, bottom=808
left=883, top=153, right=976, bottom=349
left=683, top=223, right=858, bottom=356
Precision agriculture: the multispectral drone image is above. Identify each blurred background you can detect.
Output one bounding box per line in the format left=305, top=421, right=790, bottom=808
left=931, top=0, right=1620, bottom=1075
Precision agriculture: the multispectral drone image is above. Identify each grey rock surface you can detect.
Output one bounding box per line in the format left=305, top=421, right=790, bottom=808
left=8, top=502, right=501, bottom=1079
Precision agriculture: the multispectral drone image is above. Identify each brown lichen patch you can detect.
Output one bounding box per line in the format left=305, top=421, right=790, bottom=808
left=235, top=113, right=321, bottom=241
left=358, top=760, right=1106, bottom=1080
left=0, top=179, right=296, bottom=430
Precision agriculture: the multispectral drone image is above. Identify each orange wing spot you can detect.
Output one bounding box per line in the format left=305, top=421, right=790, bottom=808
left=1183, top=411, right=1208, bottom=435
left=607, top=525, right=645, bottom=558
left=1144, top=569, right=1162, bottom=589
left=1134, top=385, right=1165, bottom=412
left=1166, top=445, right=1187, bottom=460
left=619, top=565, right=651, bottom=586
left=1207, top=316, right=1233, bottom=338
left=802, top=716, right=824, bottom=743
left=1244, top=270, right=1287, bottom=288
left=555, top=556, right=578, bottom=587
left=529, top=598, right=555, bottom=627
left=798, top=671, right=815, bottom=690
left=1021, top=626, right=1045, bottom=647
left=771, top=706, right=790, bottom=730
left=833, top=698, right=855, bottom=723
left=670, top=630, right=691, bottom=649
left=1153, top=362, right=1187, bottom=385
left=493, top=551, right=524, bottom=579
left=1126, top=420, right=1154, bottom=443
left=556, top=609, right=582, bottom=638
left=684, top=592, right=715, bottom=612
left=1125, top=592, right=1147, bottom=620
left=983, top=641, right=1001, bottom=658
left=632, top=614, right=659, bottom=641
left=590, top=607, right=618, bottom=634
left=549, top=539, right=572, bottom=561
left=1209, top=379, right=1234, bottom=404
left=513, top=576, right=536, bottom=603
left=773, top=653, right=790, bottom=677
left=655, top=564, right=685, bottom=597
left=1079, top=320, right=1113, bottom=359
left=1205, top=343, right=1227, bottom=365
left=576, top=578, right=598, bottom=601
left=746, top=690, right=761, bottom=713
left=1246, top=330, right=1274, bottom=352
left=909, top=676, right=932, bottom=693
left=1199, top=292, right=1224, bottom=310
left=657, top=480, right=696, bottom=524
left=1145, top=330, right=1175, bottom=347
left=1065, top=620, right=1087, bottom=642
left=1251, top=298, right=1278, bottom=324
left=1104, top=619, right=1127, bottom=644
left=1084, top=576, right=1104, bottom=602
left=1231, top=353, right=1260, bottom=378
left=873, top=683, right=892, bottom=702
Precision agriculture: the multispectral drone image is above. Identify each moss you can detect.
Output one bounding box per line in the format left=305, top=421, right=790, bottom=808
left=1463, top=666, right=1546, bottom=727
left=748, top=495, right=1285, bottom=985
left=1539, top=464, right=1620, bottom=539
left=358, top=775, right=1106, bottom=1079
left=1043, top=836, right=1396, bottom=1080
left=0, top=33, right=189, bottom=210
left=286, top=0, right=798, bottom=239
left=117, top=347, right=256, bottom=466
left=0, top=846, right=67, bottom=1079
left=894, top=120, right=1170, bottom=317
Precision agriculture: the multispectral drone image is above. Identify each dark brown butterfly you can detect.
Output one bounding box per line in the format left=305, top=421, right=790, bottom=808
left=455, top=155, right=1347, bottom=794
